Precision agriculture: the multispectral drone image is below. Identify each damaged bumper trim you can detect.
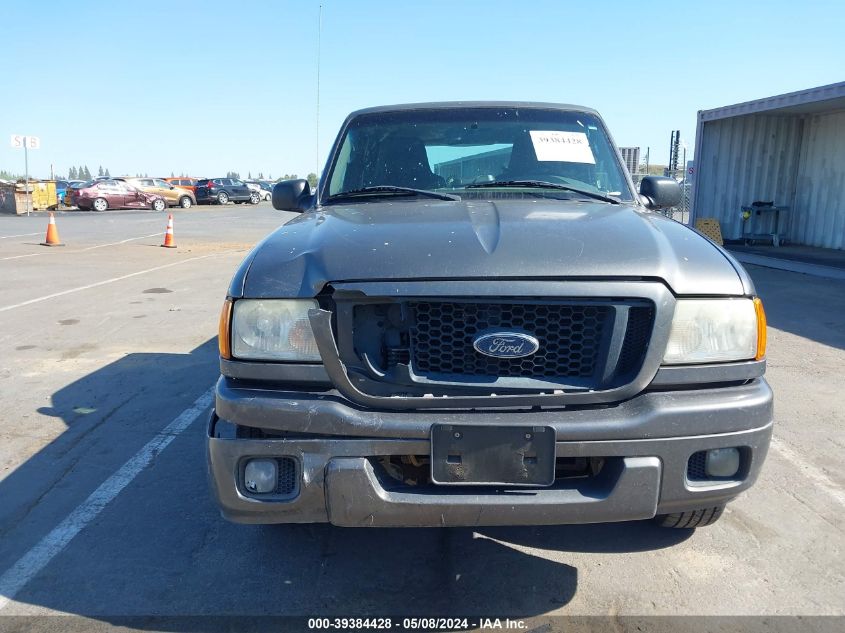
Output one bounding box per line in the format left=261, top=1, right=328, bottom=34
left=207, top=411, right=773, bottom=526
left=214, top=376, right=773, bottom=442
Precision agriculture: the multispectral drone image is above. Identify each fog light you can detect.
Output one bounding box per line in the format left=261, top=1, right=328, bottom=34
left=244, top=459, right=277, bottom=493
left=705, top=448, right=740, bottom=478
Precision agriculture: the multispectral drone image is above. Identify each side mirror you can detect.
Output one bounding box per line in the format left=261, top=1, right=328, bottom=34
left=639, top=176, right=682, bottom=210
left=272, top=179, right=313, bottom=212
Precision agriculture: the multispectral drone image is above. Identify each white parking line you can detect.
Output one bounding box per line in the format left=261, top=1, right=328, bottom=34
left=0, top=386, right=215, bottom=612
left=0, top=232, right=41, bottom=239
left=0, top=253, right=40, bottom=261
left=78, top=232, right=163, bottom=251
left=0, top=232, right=164, bottom=260
left=770, top=437, right=845, bottom=507
left=0, top=254, right=217, bottom=313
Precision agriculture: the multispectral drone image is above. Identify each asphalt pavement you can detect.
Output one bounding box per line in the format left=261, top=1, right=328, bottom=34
left=0, top=205, right=842, bottom=629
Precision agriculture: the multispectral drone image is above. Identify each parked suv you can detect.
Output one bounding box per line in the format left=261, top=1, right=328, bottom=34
left=209, top=102, right=772, bottom=530
left=165, top=177, right=199, bottom=196
left=196, top=178, right=259, bottom=205
left=125, top=177, right=196, bottom=208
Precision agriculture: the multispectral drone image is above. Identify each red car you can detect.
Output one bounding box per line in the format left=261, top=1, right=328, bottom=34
left=72, top=179, right=167, bottom=212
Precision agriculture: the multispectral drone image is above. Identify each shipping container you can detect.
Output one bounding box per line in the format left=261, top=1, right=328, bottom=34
left=690, top=82, right=845, bottom=250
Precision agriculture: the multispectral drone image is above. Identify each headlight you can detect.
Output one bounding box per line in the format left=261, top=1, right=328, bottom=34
left=231, top=299, right=321, bottom=361
left=663, top=298, right=764, bottom=364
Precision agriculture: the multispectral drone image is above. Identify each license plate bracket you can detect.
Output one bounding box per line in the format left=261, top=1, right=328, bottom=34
left=430, top=424, right=556, bottom=486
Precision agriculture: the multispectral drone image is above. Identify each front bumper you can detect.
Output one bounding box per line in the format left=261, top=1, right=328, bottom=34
left=207, top=378, right=773, bottom=527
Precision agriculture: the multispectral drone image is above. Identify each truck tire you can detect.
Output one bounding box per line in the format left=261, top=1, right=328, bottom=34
left=655, top=505, right=725, bottom=528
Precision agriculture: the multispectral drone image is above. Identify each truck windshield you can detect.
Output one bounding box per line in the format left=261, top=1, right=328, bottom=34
left=325, top=107, right=633, bottom=202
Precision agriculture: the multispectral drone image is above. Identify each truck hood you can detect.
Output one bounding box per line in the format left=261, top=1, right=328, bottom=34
left=237, top=199, right=747, bottom=297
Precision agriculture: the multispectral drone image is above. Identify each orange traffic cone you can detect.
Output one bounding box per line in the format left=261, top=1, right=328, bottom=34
left=161, top=214, right=177, bottom=248
left=41, top=213, right=64, bottom=247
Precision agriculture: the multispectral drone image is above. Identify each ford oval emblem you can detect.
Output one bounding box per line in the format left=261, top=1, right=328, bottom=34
left=472, top=330, right=540, bottom=359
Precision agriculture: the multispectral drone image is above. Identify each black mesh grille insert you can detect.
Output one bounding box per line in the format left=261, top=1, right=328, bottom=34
left=276, top=457, right=297, bottom=495
left=617, top=306, right=655, bottom=376
left=687, top=451, right=707, bottom=481
left=410, top=302, right=611, bottom=379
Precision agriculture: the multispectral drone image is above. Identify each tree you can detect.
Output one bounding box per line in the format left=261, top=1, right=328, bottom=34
left=104, top=168, right=110, bottom=177
left=306, top=173, right=318, bottom=188
left=98, top=166, right=104, bottom=177
left=170, top=171, right=175, bottom=178
left=68, top=166, right=77, bottom=180
left=248, top=171, right=252, bottom=179
left=83, top=166, right=92, bottom=180
left=258, top=172, right=264, bottom=180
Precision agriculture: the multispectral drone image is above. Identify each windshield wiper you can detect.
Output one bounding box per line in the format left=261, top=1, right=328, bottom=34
left=465, top=180, right=620, bottom=204
left=327, top=186, right=461, bottom=202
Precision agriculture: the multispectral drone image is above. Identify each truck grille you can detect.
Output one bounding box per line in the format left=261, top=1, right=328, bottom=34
left=411, top=302, right=610, bottom=379
left=349, top=299, right=654, bottom=390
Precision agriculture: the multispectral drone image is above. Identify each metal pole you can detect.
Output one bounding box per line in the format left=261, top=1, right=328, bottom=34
left=316, top=3, right=322, bottom=178
left=24, top=138, right=30, bottom=216
left=682, top=146, right=687, bottom=219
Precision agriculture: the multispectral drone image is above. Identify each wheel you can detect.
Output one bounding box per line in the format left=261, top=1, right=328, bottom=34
left=217, top=192, right=229, bottom=204
left=249, top=192, right=260, bottom=204
left=179, top=196, right=192, bottom=209
left=263, top=192, right=271, bottom=201
left=655, top=505, right=725, bottom=529
left=93, top=197, right=108, bottom=212
left=151, top=198, right=166, bottom=212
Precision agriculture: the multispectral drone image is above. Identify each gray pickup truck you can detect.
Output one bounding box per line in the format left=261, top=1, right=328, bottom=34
left=208, top=102, right=772, bottom=529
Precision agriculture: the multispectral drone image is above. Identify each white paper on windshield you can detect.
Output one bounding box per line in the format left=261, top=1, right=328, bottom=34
left=529, top=131, right=595, bottom=164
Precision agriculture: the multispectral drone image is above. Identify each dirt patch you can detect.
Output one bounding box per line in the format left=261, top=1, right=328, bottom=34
left=59, top=319, right=79, bottom=326
left=61, top=343, right=98, bottom=360
left=171, top=241, right=255, bottom=255
left=143, top=288, right=173, bottom=294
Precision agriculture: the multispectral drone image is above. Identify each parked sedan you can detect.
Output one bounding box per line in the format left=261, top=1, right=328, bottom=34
left=195, top=178, right=260, bottom=205
left=54, top=180, right=69, bottom=207
left=63, top=180, right=86, bottom=205
left=72, top=179, right=166, bottom=211
left=244, top=180, right=272, bottom=201
left=125, top=177, right=196, bottom=208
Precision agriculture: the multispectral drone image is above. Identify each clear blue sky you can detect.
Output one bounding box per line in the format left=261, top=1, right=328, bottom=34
left=1, top=0, right=843, bottom=180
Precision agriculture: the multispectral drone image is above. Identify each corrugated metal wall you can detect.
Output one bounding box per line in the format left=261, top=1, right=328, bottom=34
left=693, top=115, right=803, bottom=241
left=792, top=111, right=845, bottom=249
left=694, top=110, right=845, bottom=249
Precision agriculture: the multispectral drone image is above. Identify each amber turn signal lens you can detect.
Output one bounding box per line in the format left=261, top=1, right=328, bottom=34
left=218, top=299, right=233, bottom=359
left=753, top=297, right=767, bottom=360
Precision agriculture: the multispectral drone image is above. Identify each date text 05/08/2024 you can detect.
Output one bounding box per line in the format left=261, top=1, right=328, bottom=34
left=307, top=617, right=527, bottom=630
